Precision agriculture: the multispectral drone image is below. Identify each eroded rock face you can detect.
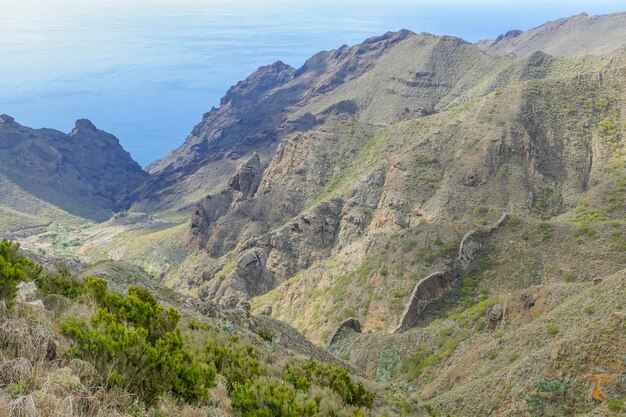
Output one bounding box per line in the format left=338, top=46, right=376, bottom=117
left=395, top=271, right=456, bottom=333
left=228, top=152, right=262, bottom=198
left=188, top=153, right=265, bottom=250
left=328, top=318, right=362, bottom=347
left=188, top=190, right=234, bottom=249
left=16, top=282, right=37, bottom=302
left=394, top=214, right=509, bottom=333
left=458, top=231, right=482, bottom=271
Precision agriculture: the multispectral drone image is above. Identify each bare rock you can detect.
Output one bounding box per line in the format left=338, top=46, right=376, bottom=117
left=486, top=304, right=503, bottom=330
left=24, top=300, right=45, bottom=310
left=258, top=305, right=273, bottom=316
left=16, top=282, right=37, bottom=302
left=328, top=318, right=362, bottom=347
left=228, top=152, right=263, bottom=198
left=395, top=271, right=456, bottom=333
left=458, top=231, right=482, bottom=271
left=520, top=291, right=536, bottom=309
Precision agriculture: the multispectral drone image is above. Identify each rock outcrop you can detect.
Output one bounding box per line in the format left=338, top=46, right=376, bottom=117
left=394, top=271, right=455, bottom=333
left=328, top=318, right=362, bottom=347
left=395, top=214, right=509, bottom=333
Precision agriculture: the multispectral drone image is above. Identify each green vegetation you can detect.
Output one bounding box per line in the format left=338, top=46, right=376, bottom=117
left=538, top=222, right=553, bottom=241
left=0, top=247, right=378, bottom=416
left=572, top=222, right=597, bottom=239
left=0, top=240, right=41, bottom=307
left=608, top=398, right=625, bottom=412
left=546, top=325, right=559, bottom=336
left=525, top=379, right=576, bottom=417
left=577, top=176, right=626, bottom=223
left=583, top=305, right=596, bottom=315
left=62, top=278, right=210, bottom=404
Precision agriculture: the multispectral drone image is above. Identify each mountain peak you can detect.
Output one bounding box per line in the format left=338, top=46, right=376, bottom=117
left=220, top=61, right=296, bottom=107
left=70, top=118, right=97, bottom=136
left=0, top=114, right=16, bottom=126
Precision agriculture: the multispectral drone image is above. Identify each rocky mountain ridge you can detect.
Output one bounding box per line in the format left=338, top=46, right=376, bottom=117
left=478, top=11, right=626, bottom=56
left=0, top=115, right=148, bottom=223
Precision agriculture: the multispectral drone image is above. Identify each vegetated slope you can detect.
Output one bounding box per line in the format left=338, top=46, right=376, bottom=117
left=478, top=12, right=626, bottom=57
left=0, top=173, right=82, bottom=237
left=329, top=266, right=626, bottom=416
left=146, top=28, right=626, bottom=415
left=169, top=47, right=624, bottom=311
left=5, top=12, right=626, bottom=416
left=0, top=116, right=148, bottom=222
left=0, top=242, right=420, bottom=417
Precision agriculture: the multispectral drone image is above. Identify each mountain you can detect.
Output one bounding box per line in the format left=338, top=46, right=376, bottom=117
left=0, top=116, right=148, bottom=225
left=132, top=31, right=518, bottom=212
left=3, top=11, right=626, bottom=417
left=120, top=13, right=625, bottom=416
left=478, top=12, right=626, bottom=56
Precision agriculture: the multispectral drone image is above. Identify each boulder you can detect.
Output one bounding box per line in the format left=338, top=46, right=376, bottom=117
left=24, top=300, right=45, bottom=310
left=16, top=282, right=37, bottom=302
left=486, top=304, right=503, bottom=330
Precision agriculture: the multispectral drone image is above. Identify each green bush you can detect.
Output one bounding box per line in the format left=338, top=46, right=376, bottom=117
left=583, top=305, right=596, bottom=315
left=206, top=341, right=264, bottom=387
left=0, top=240, right=41, bottom=307
left=572, top=223, right=596, bottom=239
left=231, top=379, right=315, bottom=417
left=62, top=278, right=214, bottom=404
left=538, top=222, right=553, bottom=240
left=608, top=398, right=625, bottom=412
left=35, top=268, right=85, bottom=300
left=283, top=359, right=374, bottom=408
left=525, top=378, right=576, bottom=417
left=546, top=325, right=559, bottom=336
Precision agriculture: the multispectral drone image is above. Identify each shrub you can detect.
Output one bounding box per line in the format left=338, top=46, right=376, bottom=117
left=485, top=350, right=497, bottom=360
left=35, top=270, right=84, bottom=300
left=508, top=216, right=522, bottom=228
left=525, top=379, right=575, bottom=417
left=538, top=222, right=553, bottom=240
left=572, top=223, right=596, bottom=239
left=583, top=305, right=596, bottom=315
left=231, top=379, right=309, bottom=417
left=206, top=342, right=264, bottom=388
left=562, top=271, right=576, bottom=283
left=546, top=325, right=559, bottom=336
left=284, top=359, right=374, bottom=408
left=474, top=207, right=488, bottom=217
left=62, top=278, right=214, bottom=404
left=0, top=240, right=41, bottom=307
left=608, top=399, right=625, bottom=412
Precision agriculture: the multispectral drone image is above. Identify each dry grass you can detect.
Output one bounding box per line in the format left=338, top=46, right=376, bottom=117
left=0, top=318, right=56, bottom=363
left=10, top=395, right=38, bottom=417
left=0, top=358, right=33, bottom=384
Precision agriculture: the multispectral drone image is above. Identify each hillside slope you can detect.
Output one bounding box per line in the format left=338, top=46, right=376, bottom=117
left=0, top=116, right=148, bottom=223
left=478, top=12, right=626, bottom=57
left=132, top=31, right=526, bottom=212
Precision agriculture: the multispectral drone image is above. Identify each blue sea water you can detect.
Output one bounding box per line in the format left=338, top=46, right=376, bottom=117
left=1, top=0, right=625, bottom=167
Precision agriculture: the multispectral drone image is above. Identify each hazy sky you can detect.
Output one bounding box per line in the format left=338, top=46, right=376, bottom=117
left=2, top=0, right=626, bottom=165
